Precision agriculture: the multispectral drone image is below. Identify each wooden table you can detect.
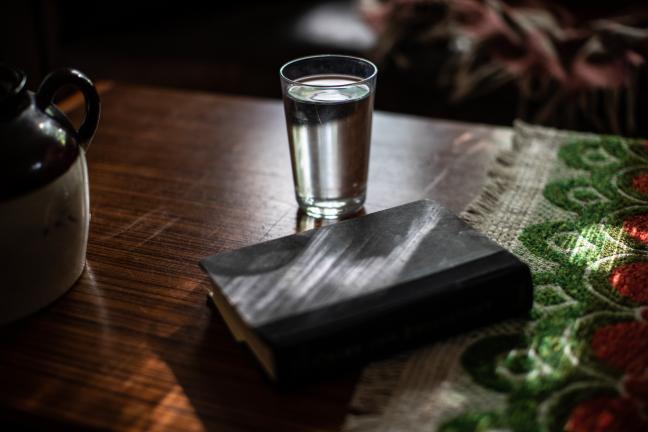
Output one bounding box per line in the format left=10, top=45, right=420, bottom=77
left=0, top=84, right=508, bottom=431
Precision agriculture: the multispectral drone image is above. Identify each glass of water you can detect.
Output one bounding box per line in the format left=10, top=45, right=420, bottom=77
left=280, top=55, right=377, bottom=219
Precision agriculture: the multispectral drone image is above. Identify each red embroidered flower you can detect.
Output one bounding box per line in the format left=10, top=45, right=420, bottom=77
left=566, top=258, right=648, bottom=430
left=591, top=320, right=648, bottom=376
left=565, top=396, right=647, bottom=432
left=632, top=173, right=648, bottom=195
left=565, top=320, right=648, bottom=431
left=609, top=262, right=648, bottom=304
left=623, top=214, right=648, bottom=245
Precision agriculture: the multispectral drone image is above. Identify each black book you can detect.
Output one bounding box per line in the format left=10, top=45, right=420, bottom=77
left=200, top=200, right=533, bottom=383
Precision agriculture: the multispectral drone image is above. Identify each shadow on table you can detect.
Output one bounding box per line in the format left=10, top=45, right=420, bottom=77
left=0, top=263, right=180, bottom=431
left=148, top=279, right=359, bottom=432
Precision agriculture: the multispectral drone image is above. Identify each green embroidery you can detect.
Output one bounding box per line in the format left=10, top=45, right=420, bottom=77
left=441, top=136, right=648, bottom=431
left=442, top=412, right=507, bottom=432
left=461, top=334, right=526, bottom=393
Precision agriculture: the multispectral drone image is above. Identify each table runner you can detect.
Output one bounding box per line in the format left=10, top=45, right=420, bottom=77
left=344, top=122, right=648, bottom=432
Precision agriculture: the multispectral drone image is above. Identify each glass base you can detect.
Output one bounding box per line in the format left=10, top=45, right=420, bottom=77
left=298, top=195, right=365, bottom=219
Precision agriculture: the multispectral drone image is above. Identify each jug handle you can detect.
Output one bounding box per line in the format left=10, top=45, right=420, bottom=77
left=36, top=68, right=101, bottom=151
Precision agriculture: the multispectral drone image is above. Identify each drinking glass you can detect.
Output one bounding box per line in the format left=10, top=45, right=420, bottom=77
left=280, top=55, right=377, bottom=219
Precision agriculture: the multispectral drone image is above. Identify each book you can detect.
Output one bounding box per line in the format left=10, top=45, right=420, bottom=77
left=200, top=200, right=533, bottom=383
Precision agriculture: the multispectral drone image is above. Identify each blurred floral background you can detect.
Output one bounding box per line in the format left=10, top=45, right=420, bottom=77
left=361, top=0, right=648, bottom=136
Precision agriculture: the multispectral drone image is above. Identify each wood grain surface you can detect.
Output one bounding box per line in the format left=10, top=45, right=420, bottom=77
left=0, top=84, right=509, bottom=431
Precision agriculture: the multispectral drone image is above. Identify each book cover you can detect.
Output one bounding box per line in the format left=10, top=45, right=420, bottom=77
left=200, top=200, right=533, bottom=383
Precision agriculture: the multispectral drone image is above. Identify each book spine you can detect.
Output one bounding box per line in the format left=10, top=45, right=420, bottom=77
left=273, top=262, right=532, bottom=383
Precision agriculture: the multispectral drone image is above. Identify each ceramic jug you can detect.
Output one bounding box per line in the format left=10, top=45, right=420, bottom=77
left=0, top=65, right=100, bottom=324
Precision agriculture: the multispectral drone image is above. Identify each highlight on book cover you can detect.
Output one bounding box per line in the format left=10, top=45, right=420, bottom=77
left=200, top=200, right=533, bottom=383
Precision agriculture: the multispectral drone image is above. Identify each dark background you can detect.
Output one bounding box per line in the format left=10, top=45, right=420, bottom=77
left=1, top=1, right=373, bottom=98
left=2, top=0, right=647, bottom=134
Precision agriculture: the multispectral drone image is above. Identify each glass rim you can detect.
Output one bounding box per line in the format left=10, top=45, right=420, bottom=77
left=279, top=54, right=378, bottom=88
